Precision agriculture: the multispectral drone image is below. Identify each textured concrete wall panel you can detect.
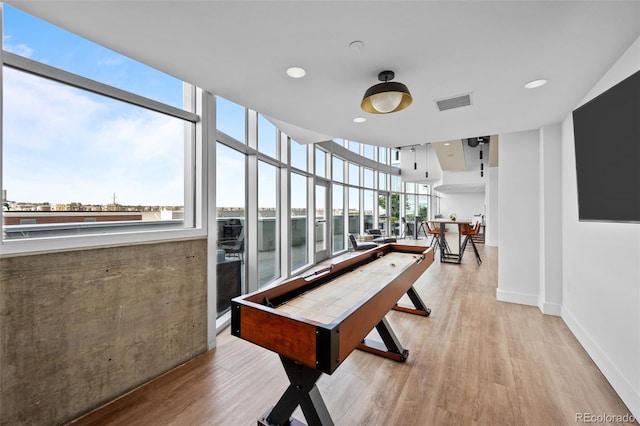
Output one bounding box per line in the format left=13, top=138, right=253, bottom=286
left=0, top=238, right=208, bottom=425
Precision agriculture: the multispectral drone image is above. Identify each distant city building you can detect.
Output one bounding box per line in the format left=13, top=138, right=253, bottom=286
left=160, top=209, right=184, bottom=220
left=3, top=211, right=144, bottom=226
left=2, top=189, right=185, bottom=227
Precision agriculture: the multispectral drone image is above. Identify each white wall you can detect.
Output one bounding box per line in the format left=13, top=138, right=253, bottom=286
left=561, top=36, right=640, bottom=419
left=497, top=129, right=540, bottom=306
left=439, top=191, right=484, bottom=222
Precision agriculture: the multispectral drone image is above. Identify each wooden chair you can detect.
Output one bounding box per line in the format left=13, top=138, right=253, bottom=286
left=471, top=215, right=485, bottom=244
left=459, top=222, right=482, bottom=265
left=425, top=222, right=447, bottom=251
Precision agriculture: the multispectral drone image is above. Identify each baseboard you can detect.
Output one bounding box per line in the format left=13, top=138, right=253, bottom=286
left=562, top=306, right=640, bottom=420
left=539, top=301, right=562, bottom=316
left=496, top=288, right=538, bottom=307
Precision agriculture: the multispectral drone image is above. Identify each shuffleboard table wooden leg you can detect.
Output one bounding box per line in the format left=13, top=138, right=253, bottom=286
left=392, top=286, right=431, bottom=317
left=357, top=317, right=409, bottom=362
left=258, top=356, right=334, bottom=426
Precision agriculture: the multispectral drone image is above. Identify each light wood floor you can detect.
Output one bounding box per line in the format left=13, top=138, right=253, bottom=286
left=72, top=242, right=637, bottom=425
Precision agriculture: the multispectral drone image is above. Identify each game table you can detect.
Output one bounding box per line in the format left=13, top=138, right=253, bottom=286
left=231, top=243, right=434, bottom=426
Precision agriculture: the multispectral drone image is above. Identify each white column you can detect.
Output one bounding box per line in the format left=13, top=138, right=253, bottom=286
left=538, top=124, right=563, bottom=315
left=497, top=129, right=540, bottom=306
left=246, top=111, right=259, bottom=293
left=198, top=89, right=216, bottom=349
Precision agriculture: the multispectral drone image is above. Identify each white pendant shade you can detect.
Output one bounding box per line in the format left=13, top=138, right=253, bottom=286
left=370, top=91, right=403, bottom=113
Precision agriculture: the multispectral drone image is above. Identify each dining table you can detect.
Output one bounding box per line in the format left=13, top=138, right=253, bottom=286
left=427, top=218, right=471, bottom=264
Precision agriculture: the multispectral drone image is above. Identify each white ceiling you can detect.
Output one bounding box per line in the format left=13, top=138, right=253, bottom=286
left=7, top=1, right=640, bottom=149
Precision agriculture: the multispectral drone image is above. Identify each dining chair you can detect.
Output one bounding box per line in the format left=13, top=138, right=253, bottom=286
left=459, top=222, right=482, bottom=265
left=425, top=222, right=442, bottom=250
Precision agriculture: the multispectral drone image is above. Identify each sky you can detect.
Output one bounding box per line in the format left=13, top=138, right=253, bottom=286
left=2, top=5, right=186, bottom=206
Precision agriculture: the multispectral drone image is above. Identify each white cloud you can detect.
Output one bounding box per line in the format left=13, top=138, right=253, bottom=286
left=4, top=38, right=34, bottom=58
left=3, top=67, right=185, bottom=206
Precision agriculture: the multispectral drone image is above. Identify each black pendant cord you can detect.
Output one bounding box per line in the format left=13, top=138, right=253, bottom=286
left=425, top=143, right=429, bottom=178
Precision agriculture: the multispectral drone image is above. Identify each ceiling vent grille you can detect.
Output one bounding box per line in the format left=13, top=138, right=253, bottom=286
left=435, top=94, right=472, bottom=111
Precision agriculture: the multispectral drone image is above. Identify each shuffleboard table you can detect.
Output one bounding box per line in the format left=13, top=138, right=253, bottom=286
left=231, top=243, right=434, bottom=426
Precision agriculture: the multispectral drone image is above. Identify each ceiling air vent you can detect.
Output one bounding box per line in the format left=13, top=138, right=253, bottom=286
left=435, top=94, right=472, bottom=111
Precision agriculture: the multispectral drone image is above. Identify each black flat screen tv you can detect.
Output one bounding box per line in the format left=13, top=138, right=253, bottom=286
left=572, top=69, right=640, bottom=223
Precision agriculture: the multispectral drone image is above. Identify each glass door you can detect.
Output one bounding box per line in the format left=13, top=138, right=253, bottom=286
left=378, top=192, right=389, bottom=234
left=315, top=180, right=330, bottom=262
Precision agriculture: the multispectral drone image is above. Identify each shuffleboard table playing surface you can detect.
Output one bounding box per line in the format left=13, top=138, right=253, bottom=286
left=276, top=251, right=422, bottom=324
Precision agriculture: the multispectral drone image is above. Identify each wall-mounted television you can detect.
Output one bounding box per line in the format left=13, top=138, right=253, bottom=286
left=572, top=69, right=640, bottom=223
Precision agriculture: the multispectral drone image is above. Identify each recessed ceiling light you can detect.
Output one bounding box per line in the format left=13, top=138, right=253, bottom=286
left=524, top=79, right=548, bottom=89
left=444, top=142, right=451, bottom=146
left=353, top=117, right=366, bottom=123
left=286, top=66, right=306, bottom=78
left=349, top=40, right=365, bottom=50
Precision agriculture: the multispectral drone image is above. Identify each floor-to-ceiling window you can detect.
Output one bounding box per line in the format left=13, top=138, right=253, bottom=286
left=349, top=162, right=360, bottom=187
left=215, top=143, right=246, bottom=316
left=331, top=153, right=345, bottom=253
left=290, top=139, right=307, bottom=172
left=418, top=185, right=429, bottom=220
left=347, top=162, right=360, bottom=235
left=217, top=97, right=246, bottom=144
left=258, top=114, right=277, bottom=159
left=332, top=156, right=344, bottom=183
left=364, top=189, right=375, bottom=231
left=391, top=174, right=402, bottom=235
left=405, top=183, right=417, bottom=222
left=214, top=103, right=406, bottom=297
left=363, top=168, right=375, bottom=231
left=348, top=186, right=360, bottom=236
left=257, top=160, right=279, bottom=287
left=378, top=171, right=389, bottom=232
left=332, top=183, right=345, bottom=253
left=378, top=146, right=389, bottom=165
left=291, top=172, right=307, bottom=271
left=363, top=143, right=375, bottom=160
left=315, top=147, right=326, bottom=178
left=378, top=193, right=388, bottom=232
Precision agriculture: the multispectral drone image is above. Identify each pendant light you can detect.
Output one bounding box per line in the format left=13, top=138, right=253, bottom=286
left=479, top=139, right=484, bottom=177
left=361, top=70, right=412, bottom=114
left=411, top=146, right=417, bottom=169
